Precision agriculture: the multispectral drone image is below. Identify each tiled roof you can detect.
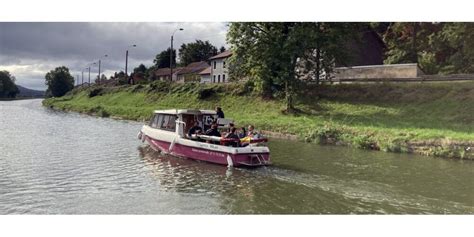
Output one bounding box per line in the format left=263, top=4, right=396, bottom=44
left=209, top=50, right=232, bottom=60
left=154, top=67, right=184, bottom=76
left=177, top=61, right=209, bottom=75
left=198, top=66, right=211, bottom=75
left=154, top=68, right=171, bottom=76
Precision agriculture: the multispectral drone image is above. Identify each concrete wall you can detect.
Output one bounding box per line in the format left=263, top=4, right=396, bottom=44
left=334, top=63, right=424, bottom=80
left=210, top=58, right=229, bottom=83
left=200, top=74, right=211, bottom=83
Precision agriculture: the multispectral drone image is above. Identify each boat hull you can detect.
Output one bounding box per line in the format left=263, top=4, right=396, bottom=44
left=142, top=131, right=270, bottom=167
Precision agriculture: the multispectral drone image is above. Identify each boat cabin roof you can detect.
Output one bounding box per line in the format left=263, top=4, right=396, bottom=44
left=153, top=109, right=216, bottom=115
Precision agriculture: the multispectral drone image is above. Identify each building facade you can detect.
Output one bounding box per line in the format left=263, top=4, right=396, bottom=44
left=209, top=50, right=232, bottom=83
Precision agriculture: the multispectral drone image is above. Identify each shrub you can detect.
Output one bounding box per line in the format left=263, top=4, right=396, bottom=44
left=89, top=87, right=103, bottom=98
left=197, top=87, right=216, bottom=100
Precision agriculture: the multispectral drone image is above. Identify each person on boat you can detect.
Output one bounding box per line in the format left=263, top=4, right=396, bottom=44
left=224, top=127, right=240, bottom=147
left=205, top=123, right=221, bottom=137
left=187, top=120, right=203, bottom=138
left=238, top=127, right=247, bottom=139
left=215, top=106, right=225, bottom=118
left=247, top=125, right=257, bottom=137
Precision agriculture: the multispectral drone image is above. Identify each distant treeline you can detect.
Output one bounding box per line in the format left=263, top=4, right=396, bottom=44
left=0, top=71, right=19, bottom=98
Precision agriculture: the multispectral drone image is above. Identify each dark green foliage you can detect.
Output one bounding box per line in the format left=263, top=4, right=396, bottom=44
left=227, top=22, right=355, bottom=111
left=0, top=70, right=19, bottom=98
left=383, top=22, right=474, bottom=74
left=179, top=40, right=218, bottom=66
left=153, top=48, right=176, bottom=68
left=133, top=64, right=147, bottom=74
left=88, top=87, right=103, bottom=98
left=197, top=88, right=216, bottom=100
left=45, top=66, right=74, bottom=97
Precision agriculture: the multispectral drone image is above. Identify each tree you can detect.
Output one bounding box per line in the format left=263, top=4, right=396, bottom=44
left=0, top=70, right=19, bottom=98
left=133, top=64, right=147, bottom=74
left=45, top=66, right=74, bottom=97
left=219, top=46, right=226, bottom=53
left=95, top=74, right=107, bottom=84
left=153, top=48, right=176, bottom=68
left=178, top=40, right=218, bottom=66
left=383, top=22, right=474, bottom=74
left=227, top=22, right=354, bottom=111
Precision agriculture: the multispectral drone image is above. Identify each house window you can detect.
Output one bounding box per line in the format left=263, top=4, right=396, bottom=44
left=213, top=75, right=216, bottom=83
left=223, top=61, right=226, bottom=68
left=213, top=61, right=216, bottom=69
left=218, top=75, right=220, bottom=83
left=222, top=74, right=225, bottom=83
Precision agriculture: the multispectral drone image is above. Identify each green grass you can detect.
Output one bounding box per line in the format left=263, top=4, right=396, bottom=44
left=43, top=81, right=474, bottom=159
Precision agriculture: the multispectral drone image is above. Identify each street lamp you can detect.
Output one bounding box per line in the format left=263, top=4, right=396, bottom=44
left=97, top=54, right=108, bottom=85
left=125, top=44, right=136, bottom=76
left=170, top=28, right=183, bottom=81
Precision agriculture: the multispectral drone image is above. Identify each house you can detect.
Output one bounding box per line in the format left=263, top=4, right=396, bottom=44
left=154, top=67, right=184, bottom=81
left=130, top=72, right=145, bottom=84
left=199, top=66, right=212, bottom=83
left=176, top=61, right=210, bottom=83
left=209, top=50, right=232, bottom=83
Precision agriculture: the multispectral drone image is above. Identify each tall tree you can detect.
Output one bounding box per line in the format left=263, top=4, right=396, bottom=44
left=45, top=66, right=74, bottom=97
left=133, top=64, right=147, bottom=74
left=219, top=46, right=226, bottom=53
left=227, top=22, right=353, bottom=111
left=0, top=70, right=19, bottom=98
left=178, top=40, right=218, bottom=66
left=153, top=48, right=176, bottom=68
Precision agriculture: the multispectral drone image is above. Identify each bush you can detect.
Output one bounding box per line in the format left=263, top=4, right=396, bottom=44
left=305, top=124, right=341, bottom=144
left=88, top=87, right=103, bottom=98
left=197, top=87, right=216, bottom=100
left=352, top=134, right=379, bottom=150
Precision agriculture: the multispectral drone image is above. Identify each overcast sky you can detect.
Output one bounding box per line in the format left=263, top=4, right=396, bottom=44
left=0, top=22, right=228, bottom=90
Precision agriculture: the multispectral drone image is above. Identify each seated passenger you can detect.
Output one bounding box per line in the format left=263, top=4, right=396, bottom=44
left=205, top=123, right=221, bottom=137
left=247, top=125, right=257, bottom=137
left=187, top=121, right=203, bottom=138
left=225, top=127, right=240, bottom=147
left=238, top=127, right=247, bottom=139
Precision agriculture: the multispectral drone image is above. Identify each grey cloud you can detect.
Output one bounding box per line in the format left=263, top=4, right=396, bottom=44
left=0, top=22, right=228, bottom=90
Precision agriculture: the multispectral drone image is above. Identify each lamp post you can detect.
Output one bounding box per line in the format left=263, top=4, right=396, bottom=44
left=88, top=66, right=91, bottom=85
left=98, top=54, right=108, bottom=85
left=170, top=28, right=183, bottom=81
left=125, top=44, right=136, bottom=76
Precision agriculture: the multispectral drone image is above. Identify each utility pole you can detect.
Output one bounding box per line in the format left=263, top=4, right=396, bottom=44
left=98, top=59, right=101, bottom=85
left=125, top=45, right=136, bottom=77
left=125, top=50, right=128, bottom=76
left=82, top=70, right=84, bottom=85
left=88, top=67, right=91, bottom=86
left=170, top=28, right=183, bottom=81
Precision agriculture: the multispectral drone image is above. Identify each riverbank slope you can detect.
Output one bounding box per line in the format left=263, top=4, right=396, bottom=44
left=43, top=81, right=474, bottom=159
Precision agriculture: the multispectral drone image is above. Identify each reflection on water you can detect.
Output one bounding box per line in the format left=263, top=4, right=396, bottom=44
left=0, top=99, right=473, bottom=214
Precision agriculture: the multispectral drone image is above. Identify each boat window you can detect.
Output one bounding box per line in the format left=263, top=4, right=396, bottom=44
left=150, top=114, right=160, bottom=128
left=159, top=114, right=176, bottom=131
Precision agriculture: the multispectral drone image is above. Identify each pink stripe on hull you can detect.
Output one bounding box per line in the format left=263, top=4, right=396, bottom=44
left=145, top=136, right=270, bottom=167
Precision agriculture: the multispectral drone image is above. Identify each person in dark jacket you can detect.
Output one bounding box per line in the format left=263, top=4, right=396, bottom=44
left=187, top=121, right=203, bottom=138
left=205, top=123, right=221, bottom=137
left=225, top=127, right=240, bottom=147
left=215, top=107, right=225, bottom=118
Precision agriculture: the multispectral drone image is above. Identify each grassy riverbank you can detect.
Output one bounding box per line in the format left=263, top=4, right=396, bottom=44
left=43, top=81, right=474, bottom=159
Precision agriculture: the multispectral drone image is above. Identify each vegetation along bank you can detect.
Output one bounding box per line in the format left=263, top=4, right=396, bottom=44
left=43, top=81, right=474, bottom=160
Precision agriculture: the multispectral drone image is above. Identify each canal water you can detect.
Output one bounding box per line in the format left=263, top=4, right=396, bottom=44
left=0, top=99, right=473, bottom=214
